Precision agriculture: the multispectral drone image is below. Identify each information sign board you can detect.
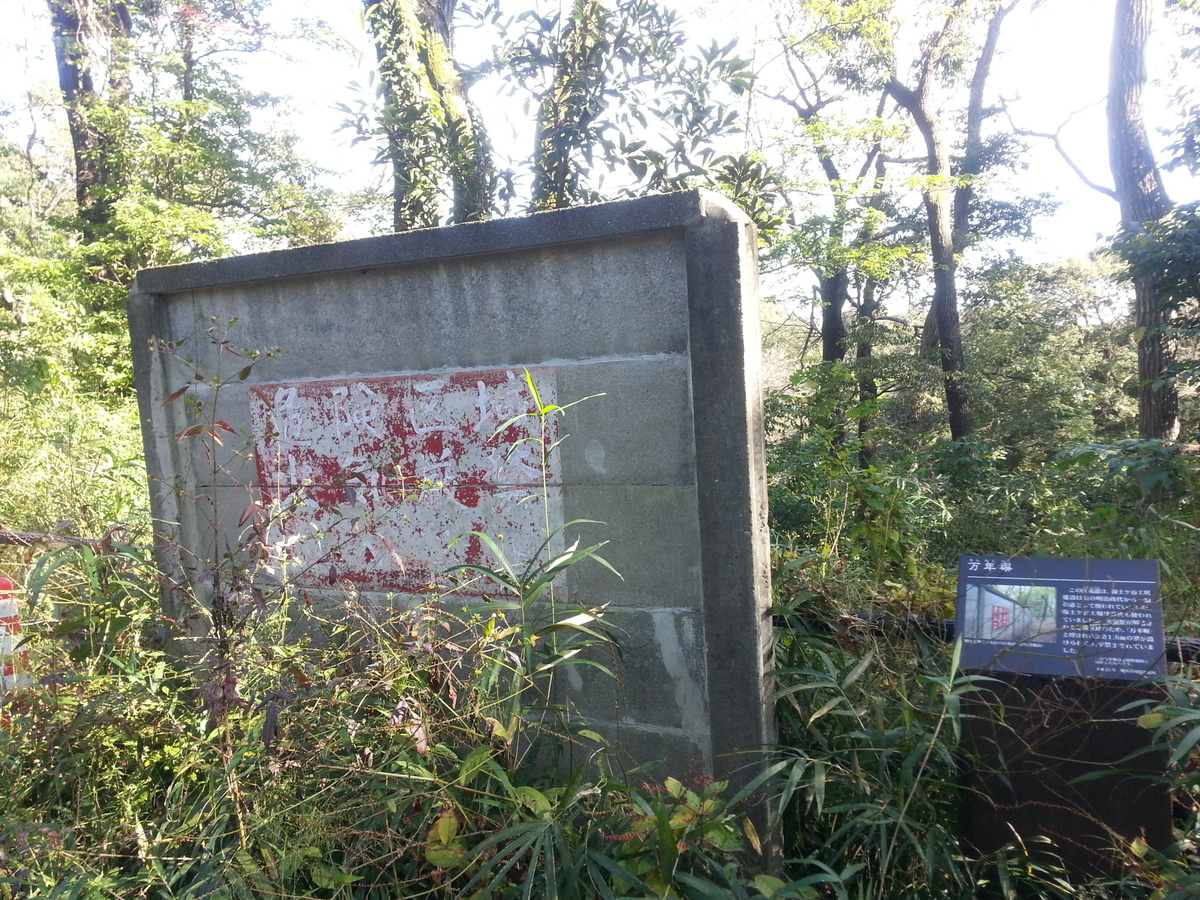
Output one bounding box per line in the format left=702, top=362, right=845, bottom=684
left=957, top=556, right=1164, bottom=679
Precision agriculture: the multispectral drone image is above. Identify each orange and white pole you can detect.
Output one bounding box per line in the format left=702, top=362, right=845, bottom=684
left=0, top=577, right=29, bottom=695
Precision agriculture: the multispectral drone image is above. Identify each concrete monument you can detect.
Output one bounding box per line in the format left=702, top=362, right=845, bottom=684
left=128, top=189, right=773, bottom=779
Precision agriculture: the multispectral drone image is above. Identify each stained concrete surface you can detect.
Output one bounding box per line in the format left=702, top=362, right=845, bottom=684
left=129, top=189, right=773, bottom=786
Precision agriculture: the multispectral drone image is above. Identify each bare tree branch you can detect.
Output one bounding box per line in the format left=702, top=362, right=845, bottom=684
left=0, top=530, right=102, bottom=548
left=1005, top=107, right=1119, bottom=200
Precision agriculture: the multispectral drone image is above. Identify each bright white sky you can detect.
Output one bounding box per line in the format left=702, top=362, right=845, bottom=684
left=2, top=0, right=1196, bottom=260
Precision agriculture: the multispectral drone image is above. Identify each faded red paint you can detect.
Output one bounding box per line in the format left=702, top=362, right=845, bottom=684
left=248, top=368, right=561, bottom=594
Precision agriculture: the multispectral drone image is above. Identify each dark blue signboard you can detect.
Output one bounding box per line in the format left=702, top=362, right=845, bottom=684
left=956, top=557, right=1164, bottom=679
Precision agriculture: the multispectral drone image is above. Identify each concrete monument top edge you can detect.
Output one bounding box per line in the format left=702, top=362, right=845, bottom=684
left=132, top=189, right=751, bottom=297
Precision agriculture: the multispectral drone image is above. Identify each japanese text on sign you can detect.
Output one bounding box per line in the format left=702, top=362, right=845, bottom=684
left=956, top=556, right=1164, bottom=679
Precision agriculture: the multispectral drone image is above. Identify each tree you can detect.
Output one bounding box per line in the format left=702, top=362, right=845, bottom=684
left=1108, top=0, right=1178, bottom=439
left=759, top=0, right=922, bottom=461
left=886, top=0, right=1019, bottom=441
left=763, top=0, right=1035, bottom=448
left=527, top=0, right=612, bottom=211
left=1113, top=201, right=1200, bottom=398
left=355, top=0, right=766, bottom=229
left=363, top=0, right=495, bottom=230
left=962, top=257, right=1138, bottom=463
left=46, top=0, right=134, bottom=242
left=500, top=0, right=760, bottom=212
left=29, top=0, right=337, bottom=392
left=766, top=0, right=900, bottom=365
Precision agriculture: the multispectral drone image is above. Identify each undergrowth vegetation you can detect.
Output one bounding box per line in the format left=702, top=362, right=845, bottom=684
left=3, top=0, right=1200, bottom=893
left=3, top=412, right=1200, bottom=899
left=2, top=347, right=1200, bottom=898
left=1, top=286, right=1199, bottom=899
left=4, top=471, right=1200, bottom=898
left=760, top=361, right=1200, bottom=899
left=0, top=537, right=798, bottom=899
left=0, top=365, right=798, bottom=900
left=0, top=389, right=144, bottom=536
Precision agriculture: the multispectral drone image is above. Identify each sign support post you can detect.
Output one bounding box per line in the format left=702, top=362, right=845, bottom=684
left=956, top=556, right=1171, bottom=876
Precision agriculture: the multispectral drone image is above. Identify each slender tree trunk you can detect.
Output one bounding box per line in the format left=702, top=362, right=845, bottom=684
left=47, top=0, right=131, bottom=240
left=925, top=165, right=976, bottom=442
left=856, top=277, right=882, bottom=467
left=953, top=1, right=1014, bottom=247
left=1108, top=0, right=1177, bottom=439
left=852, top=124, right=892, bottom=463
left=365, top=0, right=494, bottom=229
left=365, top=0, right=441, bottom=231
left=48, top=0, right=97, bottom=217
left=888, top=76, right=976, bottom=440
left=413, top=0, right=495, bottom=223
left=887, top=0, right=1015, bottom=441
left=808, top=130, right=852, bottom=364
left=774, top=83, right=882, bottom=366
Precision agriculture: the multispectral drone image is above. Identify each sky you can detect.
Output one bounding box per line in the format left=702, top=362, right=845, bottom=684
left=2, top=0, right=1197, bottom=261
left=985, top=0, right=1198, bottom=258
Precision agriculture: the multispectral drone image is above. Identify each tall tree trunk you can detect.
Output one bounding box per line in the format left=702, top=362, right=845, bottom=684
left=46, top=0, right=132, bottom=241
left=364, top=0, right=494, bottom=230
left=888, top=74, right=976, bottom=440
left=773, top=76, right=889, bottom=367
left=953, top=1, right=1014, bottom=248
left=852, top=116, right=892, bottom=463
left=365, top=0, right=443, bottom=231
left=531, top=0, right=610, bottom=211
left=856, top=277, right=882, bottom=467
left=1108, top=0, right=1177, bottom=439
left=413, top=0, right=495, bottom=223
left=820, top=270, right=850, bottom=362
left=887, top=0, right=1015, bottom=442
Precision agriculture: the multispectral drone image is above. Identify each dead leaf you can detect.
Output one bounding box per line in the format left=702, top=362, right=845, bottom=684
left=160, top=384, right=191, bottom=406
left=391, top=696, right=429, bottom=754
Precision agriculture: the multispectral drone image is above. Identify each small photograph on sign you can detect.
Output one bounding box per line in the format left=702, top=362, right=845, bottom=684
left=956, top=557, right=1165, bottom=680
left=962, top=583, right=1057, bottom=644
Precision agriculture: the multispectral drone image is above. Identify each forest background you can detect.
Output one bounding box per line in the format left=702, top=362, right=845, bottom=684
left=3, top=0, right=1200, bottom=897
left=5, top=0, right=1200, bottom=538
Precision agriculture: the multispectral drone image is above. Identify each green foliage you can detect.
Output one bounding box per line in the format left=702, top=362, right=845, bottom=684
left=0, top=532, right=793, bottom=899
left=762, top=251, right=1171, bottom=585
left=3, top=4, right=1200, bottom=896
left=1162, top=1, right=1200, bottom=177
left=772, top=631, right=977, bottom=900
left=767, top=377, right=1200, bottom=625
left=1046, top=440, right=1200, bottom=627
left=347, top=0, right=780, bottom=232
left=764, top=251, right=1200, bottom=895
left=765, top=361, right=950, bottom=579
left=505, top=0, right=754, bottom=206
left=961, top=257, right=1139, bottom=464
left=768, top=610, right=1195, bottom=899
left=2, top=4, right=338, bottom=396
left=774, top=0, right=898, bottom=93
left=360, top=0, right=467, bottom=230
left=1112, top=201, right=1200, bottom=394
left=0, top=388, right=145, bottom=535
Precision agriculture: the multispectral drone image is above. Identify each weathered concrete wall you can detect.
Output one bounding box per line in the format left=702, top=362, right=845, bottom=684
left=128, top=189, right=773, bottom=779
